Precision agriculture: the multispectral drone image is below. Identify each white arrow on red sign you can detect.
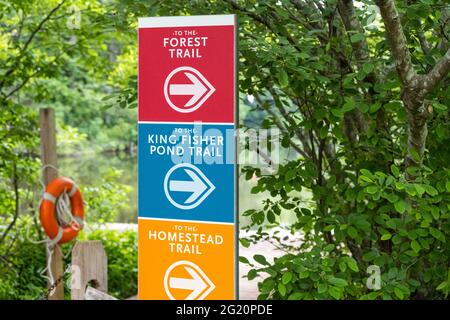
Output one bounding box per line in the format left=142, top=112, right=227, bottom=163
left=169, top=72, right=208, bottom=107
left=164, top=66, right=215, bottom=113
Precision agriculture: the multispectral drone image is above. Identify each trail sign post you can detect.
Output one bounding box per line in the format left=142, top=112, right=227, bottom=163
left=138, top=15, right=237, bottom=300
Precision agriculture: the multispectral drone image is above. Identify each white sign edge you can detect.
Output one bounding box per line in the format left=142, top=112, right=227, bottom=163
left=138, top=14, right=235, bottom=28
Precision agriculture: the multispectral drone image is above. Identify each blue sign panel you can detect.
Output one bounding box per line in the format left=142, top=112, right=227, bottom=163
left=138, top=122, right=235, bottom=223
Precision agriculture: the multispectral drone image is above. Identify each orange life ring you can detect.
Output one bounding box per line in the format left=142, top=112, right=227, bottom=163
left=40, top=177, right=84, bottom=244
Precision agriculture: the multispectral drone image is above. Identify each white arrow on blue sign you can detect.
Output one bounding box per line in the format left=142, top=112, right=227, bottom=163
left=164, top=163, right=216, bottom=210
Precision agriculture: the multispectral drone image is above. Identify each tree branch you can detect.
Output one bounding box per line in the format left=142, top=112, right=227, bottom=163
left=254, top=94, right=310, bottom=159
left=417, top=24, right=431, bottom=57
left=1, top=39, right=81, bottom=101
left=337, top=0, right=370, bottom=64
left=267, top=87, right=314, bottom=158
left=0, top=0, right=67, bottom=90
left=419, top=47, right=450, bottom=94
left=375, top=0, right=419, bottom=86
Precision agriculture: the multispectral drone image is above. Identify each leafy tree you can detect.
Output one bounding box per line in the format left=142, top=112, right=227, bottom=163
left=127, top=0, right=450, bottom=299
left=0, top=0, right=448, bottom=300
left=0, top=0, right=137, bottom=145
left=0, top=0, right=136, bottom=298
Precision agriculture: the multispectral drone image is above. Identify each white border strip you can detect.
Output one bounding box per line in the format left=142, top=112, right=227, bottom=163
left=138, top=15, right=235, bottom=28
left=138, top=216, right=234, bottom=226
left=138, top=120, right=234, bottom=126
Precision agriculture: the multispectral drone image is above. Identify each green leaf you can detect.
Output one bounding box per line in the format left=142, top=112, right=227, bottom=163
left=288, top=292, right=304, bottom=300
left=342, top=98, right=356, bottom=112
left=432, top=102, right=448, bottom=112
left=339, top=260, right=347, bottom=272
left=363, top=291, right=381, bottom=300
left=408, top=279, right=420, bottom=287
left=319, top=126, right=328, bottom=139
left=423, top=185, right=438, bottom=197
left=327, top=277, right=348, bottom=287
left=359, top=175, right=373, bottom=183
left=430, top=227, right=446, bottom=242
left=414, top=184, right=425, bottom=196
left=392, top=234, right=402, bottom=245
left=318, top=283, right=328, bottom=294
left=390, top=164, right=400, bottom=177
left=409, top=148, right=421, bottom=162
left=260, top=279, right=275, bottom=294
left=405, top=184, right=417, bottom=196
left=436, top=281, right=447, bottom=292
left=381, top=233, right=392, bottom=240
left=350, top=33, right=365, bottom=43
left=278, top=282, right=287, bottom=296
left=386, top=219, right=396, bottom=229
left=362, top=62, right=374, bottom=74
left=385, top=193, right=399, bottom=203
left=394, top=287, right=404, bottom=299
left=411, top=240, right=421, bottom=253
left=267, top=210, right=276, bottom=224
left=394, top=199, right=407, bottom=214
left=388, top=267, right=398, bottom=279
left=101, top=93, right=118, bottom=101
left=277, top=69, right=289, bottom=88
left=239, top=256, right=251, bottom=264
left=362, top=251, right=377, bottom=262
left=366, top=186, right=378, bottom=194
left=331, top=108, right=343, bottom=117
left=361, top=169, right=373, bottom=178
left=355, top=219, right=371, bottom=231
left=328, top=286, right=342, bottom=299
left=247, top=269, right=257, bottom=280
left=347, top=226, right=358, bottom=239
left=127, top=101, right=137, bottom=109
left=240, top=238, right=251, bottom=248
left=370, top=102, right=382, bottom=113
left=385, top=100, right=402, bottom=109
left=299, top=270, right=310, bottom=279
left=282, top=272, right=293, bottom=284
left=395, top=182, right=405, bottom=190
left=285, top=169, right=296, bottom=181
left=347, top=257, right=359, bottom=272
left=254, top=254, right=269, bottom=266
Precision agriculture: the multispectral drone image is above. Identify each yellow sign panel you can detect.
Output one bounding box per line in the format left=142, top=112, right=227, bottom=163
left=138, top=218, right=235, bottom=300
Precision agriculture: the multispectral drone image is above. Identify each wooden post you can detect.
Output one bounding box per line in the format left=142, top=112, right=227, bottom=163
left=71, top=241, right=108, bottom=300
left=39, top=108, right=64, bottom=300
left=85, top=287, right=117, bottom=300
left=40, top=108, right=58, bottom=184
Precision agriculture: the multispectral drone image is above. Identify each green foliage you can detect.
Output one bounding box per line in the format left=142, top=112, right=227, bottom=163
left=142, top=0, right=450, bottom=300
left=0, top=216, right=137, bottom=300
left=0, top=103, right=43, bottom=298
left=0, top=217, right=47, bottom=300
left=82, top=168, right=132, bottom=223
left=0, top=0, right=137, bottom=152
left=33, top=66, right=137, bottom=152
left=241, top=161, right=449, bottom=300
left=0, top=0, right=139, bottom=299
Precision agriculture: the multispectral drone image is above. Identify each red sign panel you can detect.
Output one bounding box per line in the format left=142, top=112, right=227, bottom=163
left=139, top=20, right=235, bottom=123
